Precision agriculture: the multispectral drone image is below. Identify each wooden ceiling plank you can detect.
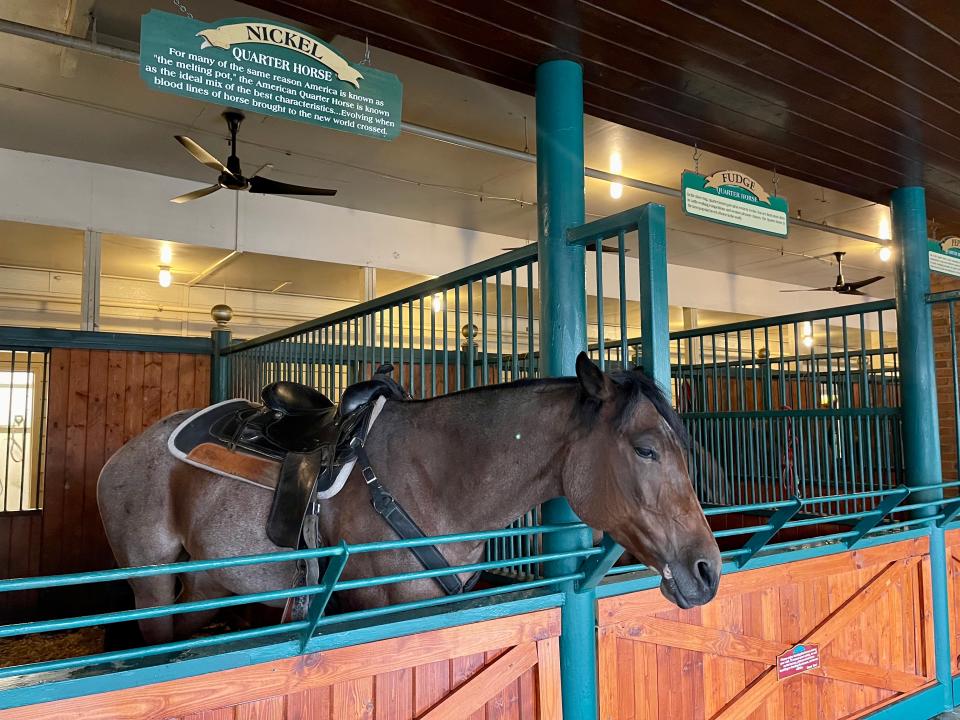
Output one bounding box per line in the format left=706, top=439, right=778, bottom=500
left=669, top=1, right=960, bottom=143
left=616, top=1, right=960, bottom=168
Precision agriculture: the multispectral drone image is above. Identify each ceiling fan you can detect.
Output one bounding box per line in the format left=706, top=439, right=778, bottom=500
left=780, top=251, right=884, bottom=296
left=170, top=111, right=338, bottom=204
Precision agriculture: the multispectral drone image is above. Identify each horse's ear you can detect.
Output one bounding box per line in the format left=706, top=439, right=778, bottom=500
left=576, top=352, right=614, bottom=401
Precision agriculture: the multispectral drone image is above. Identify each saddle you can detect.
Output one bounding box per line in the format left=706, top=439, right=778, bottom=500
left=168, top=365, right=465, bottom=597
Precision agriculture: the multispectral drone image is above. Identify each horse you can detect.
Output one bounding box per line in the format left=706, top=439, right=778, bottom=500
left=97, top=352, right=721, bottom=644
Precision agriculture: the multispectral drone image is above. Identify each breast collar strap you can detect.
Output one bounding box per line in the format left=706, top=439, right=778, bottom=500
left=349, top=434, right=464, bottom=596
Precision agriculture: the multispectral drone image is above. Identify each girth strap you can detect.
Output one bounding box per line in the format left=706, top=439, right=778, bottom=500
left=350, top=438, right=463, bottom=596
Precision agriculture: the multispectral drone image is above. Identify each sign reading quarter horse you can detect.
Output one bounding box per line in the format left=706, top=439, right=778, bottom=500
left=139, top=10, right=402, bottom=141
left=682, top=170, right=789, bottom=238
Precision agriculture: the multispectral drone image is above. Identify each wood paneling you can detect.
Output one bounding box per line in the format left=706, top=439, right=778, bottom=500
left=0, top=348, right=210, bottom=622
left=597, top=538, right=934, bottom=719
left=0, top=608, right=562, bottom=720
left=246, top=1, right=960, bottom=233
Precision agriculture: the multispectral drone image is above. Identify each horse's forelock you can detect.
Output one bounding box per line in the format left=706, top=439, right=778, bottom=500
left=611, top=368, right=689, bottom=448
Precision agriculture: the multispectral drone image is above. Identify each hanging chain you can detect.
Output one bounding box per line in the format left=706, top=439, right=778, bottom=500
left=693, top=144, right=702, bottom=174
left=172, top=0, right=193, bottom=19
left=772, top=167, right=780, bottom=198
left=360, top=36, right=372, bottom=66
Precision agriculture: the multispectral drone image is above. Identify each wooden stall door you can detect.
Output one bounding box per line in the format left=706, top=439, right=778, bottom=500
left=0, top=609, right=562, bottom=720
left=597, top=539, right=935, bottom=720
left=0, top=348, right=210, bottom=622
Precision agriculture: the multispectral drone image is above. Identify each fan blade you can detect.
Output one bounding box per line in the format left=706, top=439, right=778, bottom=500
left=248, top=176, right=337, bottom=196
left=175, top=136, right=237, bottom=178
left=779, top=287, right=836, bottom=293
left=251, top=163, right=274, bottom=178
left=847, top=275, right=885, bottom=290
left=170, top=184, right=222, bottom=204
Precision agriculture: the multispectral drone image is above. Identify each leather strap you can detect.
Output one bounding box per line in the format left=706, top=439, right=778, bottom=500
left=351, top=438, right=463, bottom=596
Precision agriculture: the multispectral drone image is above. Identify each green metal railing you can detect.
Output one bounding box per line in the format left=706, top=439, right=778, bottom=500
left=673, top=301, right=902, bottom=517
left=0, top=522, right=591, bottom=681
left=222, top=245, right=541, bottom=401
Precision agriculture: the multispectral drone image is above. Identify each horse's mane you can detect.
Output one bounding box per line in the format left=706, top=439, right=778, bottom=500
left=412, top=367, right=688, bottom=447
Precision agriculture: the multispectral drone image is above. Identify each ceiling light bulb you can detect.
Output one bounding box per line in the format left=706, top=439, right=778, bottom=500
left=610, top=151, right=623, bottom=174
left=610, top=182, right=623, bottom=199
left=431, top=292, right=443, bottom=313
left=802, top=335, right=814, bottom=349
left=879, top=214, right=891, bottom=241
left=160, top=245, right=173, bottom=265
left=879, top=245, right=892, bottom=262
left=158, top=267, right=172, bottom=288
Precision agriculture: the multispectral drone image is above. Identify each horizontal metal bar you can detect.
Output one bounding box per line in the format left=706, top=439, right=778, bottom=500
left=565, top=204, right=652, bottom=245
left=0, top=619, right=309, bottom=680
left=927, top=290, right=960, bottom=305
left=225, top=245, right=538, bottom=353
left=0, top=327, right=211, bottom=354
left=670, top=299, right=896, bottom=340
left=0, top=523, right=584, bottom=592
left=681, top=407, right=899, bottom=421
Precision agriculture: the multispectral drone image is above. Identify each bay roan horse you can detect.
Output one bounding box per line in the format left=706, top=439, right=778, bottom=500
left=98, top=352, right=721, bottom=643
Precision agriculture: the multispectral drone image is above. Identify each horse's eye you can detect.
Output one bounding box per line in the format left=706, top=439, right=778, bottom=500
left=634, top=447, right=658, bottom=461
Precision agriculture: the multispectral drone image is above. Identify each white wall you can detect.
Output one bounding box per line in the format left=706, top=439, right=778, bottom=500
left=0, top=148, right=885, bottom=320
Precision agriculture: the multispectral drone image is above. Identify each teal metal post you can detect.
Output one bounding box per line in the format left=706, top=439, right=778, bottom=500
left=211, top=325, right=232, bottom=403
left=535, top=60, right=597, bottom=719
left=637, top=204, right=669, bottom=388
left=891, top=186, right=953, bottom=710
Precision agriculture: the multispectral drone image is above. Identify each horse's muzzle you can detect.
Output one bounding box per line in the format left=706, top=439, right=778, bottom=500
left=658, top=550, right=721, bottom=609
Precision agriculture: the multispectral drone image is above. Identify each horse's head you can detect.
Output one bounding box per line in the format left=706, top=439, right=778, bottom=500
left=563, top=352, right=721, bottom=608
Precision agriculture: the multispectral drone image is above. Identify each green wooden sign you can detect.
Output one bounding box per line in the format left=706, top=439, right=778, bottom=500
left=681, top=170, right=789, bottom=238
left=929, top=238, right=960, bottom=277
left=140, top=10, right=402, bottom=141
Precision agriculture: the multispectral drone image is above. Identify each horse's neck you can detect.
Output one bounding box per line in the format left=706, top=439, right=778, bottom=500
left=370, top=383, right=577, bottom=535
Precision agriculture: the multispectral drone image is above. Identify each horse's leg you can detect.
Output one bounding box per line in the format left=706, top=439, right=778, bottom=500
left=173, top=571, right=230, bottom=638
left=129, top=573, right=178, bottom=644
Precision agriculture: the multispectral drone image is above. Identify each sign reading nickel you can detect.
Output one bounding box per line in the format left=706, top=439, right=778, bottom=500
left=682, top=169, right=789, bottom=238
left=139, top=10, right=402, bottom=141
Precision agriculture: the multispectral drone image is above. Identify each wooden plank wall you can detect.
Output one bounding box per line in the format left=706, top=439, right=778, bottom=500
left=0, top=609, right=562, bottom=720
left=0, top=348, right=210, bottom=621
left=597, top=538, right=935, bottom=720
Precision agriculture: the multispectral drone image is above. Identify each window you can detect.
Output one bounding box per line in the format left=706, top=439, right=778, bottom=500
left=0, top=351, right=47, bottom=511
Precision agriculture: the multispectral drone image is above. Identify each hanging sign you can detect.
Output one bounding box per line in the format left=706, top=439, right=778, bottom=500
left=777, top=644, right=821, bottom=680
left=139, top=10, right=402, bottom=141
left=930, top=237, right=960, bottom=278
left=681, top=170, right=789, bottom=238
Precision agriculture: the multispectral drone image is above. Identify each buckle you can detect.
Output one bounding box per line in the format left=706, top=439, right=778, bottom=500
left=361, top=465, right=377, bottom=484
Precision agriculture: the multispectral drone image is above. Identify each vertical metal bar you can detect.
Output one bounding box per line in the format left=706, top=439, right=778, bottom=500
left=618, top=230, right=628, bottom=365
left=455, top=285, right=462, bottom=391
left=210, top=326, right=232, bottom=403
left=511, top=268, right=518, bottom=382
left=535, top=58, right=596, bottom=720
left=496, top=273, right=504, bottom=382
left=467, top=281, right=475, bottom=389
left=419, top=297, right=425, bottom=398
left=892, top=186, right=952, bottom=711
left=527, top=262, right=535, bottom=377
left=595, top=239, right=605, bottom=370
left=481, top=276, right=489, bottom=385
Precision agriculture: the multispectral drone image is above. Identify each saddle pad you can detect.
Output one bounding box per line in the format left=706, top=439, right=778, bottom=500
left=168, top=400, right=280, bottom=490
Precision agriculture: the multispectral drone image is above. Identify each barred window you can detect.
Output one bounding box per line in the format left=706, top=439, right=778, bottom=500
left=0, top=350, right=47, bottom=512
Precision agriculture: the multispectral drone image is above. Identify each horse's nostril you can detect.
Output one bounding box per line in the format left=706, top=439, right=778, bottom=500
left=695, top=559, right=715, bottom=589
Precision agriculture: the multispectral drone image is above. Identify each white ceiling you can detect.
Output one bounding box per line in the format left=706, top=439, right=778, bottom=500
left=0, top=0, right=897, bottom=299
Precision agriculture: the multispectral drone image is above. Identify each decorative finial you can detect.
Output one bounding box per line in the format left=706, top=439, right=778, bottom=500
left=211, top=304, right=233, bottom=327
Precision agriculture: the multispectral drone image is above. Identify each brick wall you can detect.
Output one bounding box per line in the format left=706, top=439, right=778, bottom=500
left=931, top=272, right=960, bottom=482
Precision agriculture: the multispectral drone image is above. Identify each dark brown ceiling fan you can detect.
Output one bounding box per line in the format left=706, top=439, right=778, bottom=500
left=780, top=251, right=884, bottom=296
left=170, top=111, right=337, bottom=203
